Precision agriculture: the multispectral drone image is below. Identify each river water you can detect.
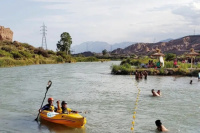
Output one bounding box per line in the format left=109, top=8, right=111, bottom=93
left=0, top=61, right=199, bottom=133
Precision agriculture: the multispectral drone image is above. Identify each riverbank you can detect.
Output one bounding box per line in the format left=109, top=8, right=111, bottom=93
left=112, top=65, right=200, bottom=76
left=0, top=41, right=110, bottom=67
left=111, top=58, right=200, bottom=76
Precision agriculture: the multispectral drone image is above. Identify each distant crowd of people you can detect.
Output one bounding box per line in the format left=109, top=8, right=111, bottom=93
left=135, top=70, right=148, bottom=80
left=141, top=60, right=163, bottom=68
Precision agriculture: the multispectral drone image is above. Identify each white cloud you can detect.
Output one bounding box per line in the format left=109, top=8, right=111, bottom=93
left=11, top=0, right=200, bottom=50
left=31, top=0, right=70, bottom=2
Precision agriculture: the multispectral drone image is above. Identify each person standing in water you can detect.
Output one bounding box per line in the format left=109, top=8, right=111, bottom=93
left=155, top=120, right=168, bottom=132
left=135, top=70, right=139, bottom=80
left=143, top=70, right=148, bottom=79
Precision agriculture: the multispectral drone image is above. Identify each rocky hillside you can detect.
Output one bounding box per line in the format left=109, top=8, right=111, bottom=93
left=0, top=26, right=13, bottom=41
left=111, top=35, right=200, bottom=55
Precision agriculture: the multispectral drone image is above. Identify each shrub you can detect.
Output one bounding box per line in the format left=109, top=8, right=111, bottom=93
left=189, top=69, right=199, bottom=76
left=48, top=50, right=56, bottom=55
left=56, top=51, right=67, bottom=59
left=131, top=60, right=141, bottom=66
left=34, top=47, right=49, bottom=57
left=56, top=56, right=64, bottom=63
left=1, top=46, right=12, bottom=52
left=164, top=61, right=174, bottom=68
left=111, top=64, right=132, bottom=75
left=0, top=57, right=15, bottom=67
left=11, top=51, right=23, bottom=59
left=21, top=43, right=35, bottom=50
left=85, top=57, right=98, bottom=62
left=19, top=51, right=32, bottom=58
left=159, top=68, right=165, bottom=75
left=165, top=53, right=176, bottom=61
left=0, top=50, right=12, bottom=57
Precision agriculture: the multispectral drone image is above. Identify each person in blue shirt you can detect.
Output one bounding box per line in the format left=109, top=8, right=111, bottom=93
left=39, top=97, right=57, bottom=112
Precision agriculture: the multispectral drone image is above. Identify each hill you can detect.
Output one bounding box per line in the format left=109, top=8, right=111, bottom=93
left=0, top=41, right=75, bottom=67
left=111, top=35, right=200, bottom=55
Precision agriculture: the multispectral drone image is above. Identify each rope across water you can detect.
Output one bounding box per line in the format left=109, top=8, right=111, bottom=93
left=130, top=74, right=141, bottom=132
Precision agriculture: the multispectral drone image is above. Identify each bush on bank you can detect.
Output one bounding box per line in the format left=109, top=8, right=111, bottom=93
left=111, top=58, right=200, bottom=76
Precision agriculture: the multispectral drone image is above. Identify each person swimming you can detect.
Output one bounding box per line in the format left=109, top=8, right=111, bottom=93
left=155, top=120, right=168, bottom=132
left=151, top=89, right=160, bottom=96
left=157, top=90, right=161, bottom=95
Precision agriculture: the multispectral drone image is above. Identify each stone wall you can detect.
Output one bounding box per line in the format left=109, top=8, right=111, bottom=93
left=0, top=26, right=13, bottom=41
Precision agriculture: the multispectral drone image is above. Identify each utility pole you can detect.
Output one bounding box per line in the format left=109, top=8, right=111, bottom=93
left=153, top=38, right=156, bottom=43
left=41, top=23, right=47, bottom=50
left=86, top=44, right=88, bottom=51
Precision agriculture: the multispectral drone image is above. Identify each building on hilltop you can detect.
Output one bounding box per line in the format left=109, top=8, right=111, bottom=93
left=0, top=26, right=13, bottom=41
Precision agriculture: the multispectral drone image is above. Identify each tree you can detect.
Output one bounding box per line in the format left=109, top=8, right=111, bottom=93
left=165, top=53, right=176, bottom=61
left=102, top=49, right=107, bottom=55
left=57, top=32, right=72, bottom=55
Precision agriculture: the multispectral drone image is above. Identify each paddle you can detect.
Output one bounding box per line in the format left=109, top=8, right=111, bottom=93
left=78, top=110, right=91, bottom=114
left=35, top=80, right=52, bottom=121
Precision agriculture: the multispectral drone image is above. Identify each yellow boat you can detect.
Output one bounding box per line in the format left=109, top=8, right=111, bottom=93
left=40, top=110, right=86, bottom=128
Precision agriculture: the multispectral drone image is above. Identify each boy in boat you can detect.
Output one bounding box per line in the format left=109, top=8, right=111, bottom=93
left=39, top=97, right=57, bottom=112
left=155, top=120, right=168, bottom=132
left=56, top=101, right=78, bottom=114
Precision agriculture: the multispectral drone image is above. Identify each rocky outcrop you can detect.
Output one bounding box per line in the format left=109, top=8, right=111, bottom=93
left=111, top=35, right=200, bottom=55
left=0, top=26, right=13, bottom=41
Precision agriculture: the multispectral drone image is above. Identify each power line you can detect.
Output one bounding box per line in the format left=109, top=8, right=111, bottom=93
left=41, top=23, right=47, bottom=50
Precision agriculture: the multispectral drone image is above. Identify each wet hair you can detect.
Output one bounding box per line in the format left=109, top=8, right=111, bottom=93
left=155, top=120, right=162, bottom=127
left=151, top=89, right=154, bottom=92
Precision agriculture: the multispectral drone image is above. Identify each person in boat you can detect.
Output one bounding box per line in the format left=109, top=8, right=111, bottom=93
left=155, top=120, right=168, bottom=132
left=57, top=101, right=78, bottom=114
left=151, top=89, right=160, bottom=96
left=39, top=97, right=57, bottom=112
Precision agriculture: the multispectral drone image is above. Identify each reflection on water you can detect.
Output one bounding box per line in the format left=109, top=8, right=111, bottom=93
left=0, top=61, right=200, bottom=133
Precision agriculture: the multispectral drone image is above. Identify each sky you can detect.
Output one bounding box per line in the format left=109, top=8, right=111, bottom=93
left=0, top=0, right=200, bottom=51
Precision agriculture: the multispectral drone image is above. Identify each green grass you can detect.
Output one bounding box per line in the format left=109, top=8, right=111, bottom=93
left=0, top=40, right=110, bottom=67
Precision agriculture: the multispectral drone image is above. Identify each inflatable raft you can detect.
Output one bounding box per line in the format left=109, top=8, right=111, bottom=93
left=40, top=110, right=86, bottom=128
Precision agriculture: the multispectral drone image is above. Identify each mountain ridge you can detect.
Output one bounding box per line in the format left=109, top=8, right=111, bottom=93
left=111, top=35, right=200, bottom=55
left=71, top=41, right=134, bottom=54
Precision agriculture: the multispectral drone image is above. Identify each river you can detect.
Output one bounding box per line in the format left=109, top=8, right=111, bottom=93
left=0, top=61, right=199, bottom=133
